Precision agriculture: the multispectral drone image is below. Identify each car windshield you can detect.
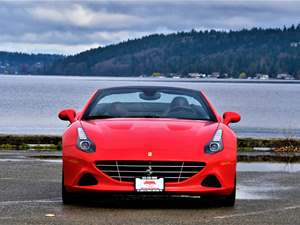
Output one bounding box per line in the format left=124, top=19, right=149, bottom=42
left=83, top=87, right=216, bottom=121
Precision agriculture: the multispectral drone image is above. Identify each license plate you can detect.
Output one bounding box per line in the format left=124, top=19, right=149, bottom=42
left=135, top=177, right=164, bottom=192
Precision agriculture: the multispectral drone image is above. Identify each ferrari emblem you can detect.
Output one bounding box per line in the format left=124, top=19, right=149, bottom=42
left=146, top=165, right=153, bottom=175
left=147, top=152, right=153, bottom=157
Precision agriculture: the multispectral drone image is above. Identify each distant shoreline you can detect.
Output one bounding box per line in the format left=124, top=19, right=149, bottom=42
left=1, top=74, right=300, bottom=84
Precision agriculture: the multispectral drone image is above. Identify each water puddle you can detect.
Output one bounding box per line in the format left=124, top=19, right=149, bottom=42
left=0, top=158, right=37, bottom=162
left=237, top=184, right=292, bottom=200
left=236, top=162, right=300, bottom=199
left=39, top=159, right=62, bottom=163
left=237, top=162, right=300, bottom=173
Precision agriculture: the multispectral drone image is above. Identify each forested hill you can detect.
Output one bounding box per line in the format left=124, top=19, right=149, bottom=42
left=2, top=26, right=300, bottom=78
left=45, top=25, right=300, bottom=78
left=0, top=52, right=63, bottom=74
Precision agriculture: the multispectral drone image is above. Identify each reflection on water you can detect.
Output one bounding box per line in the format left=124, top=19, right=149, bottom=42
left=237, top=162, right=300, bottom=173
left=236, top=184, right=292, bottom=200
left=237, top=162, right=300, bottom=199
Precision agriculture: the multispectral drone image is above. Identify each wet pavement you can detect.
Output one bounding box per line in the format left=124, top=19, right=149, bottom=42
left=0, top=152, right=300, bottom=225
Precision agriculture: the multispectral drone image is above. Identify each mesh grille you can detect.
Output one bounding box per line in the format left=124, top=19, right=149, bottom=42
left=96, top=161, right=205, bottom=183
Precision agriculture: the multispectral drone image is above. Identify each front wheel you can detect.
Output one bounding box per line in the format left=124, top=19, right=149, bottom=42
left=217, top=184, right=236, bottom=207
left=216, top=176, right=236, bottom=207
left=62, top=172, right=78, bottom=204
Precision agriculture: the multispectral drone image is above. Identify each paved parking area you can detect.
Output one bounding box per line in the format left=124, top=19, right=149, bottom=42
left=0, top=152, right=299, bottom=225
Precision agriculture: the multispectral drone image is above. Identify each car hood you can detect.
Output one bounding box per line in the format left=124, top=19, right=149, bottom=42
left=81, top=119, right=218, bottom=161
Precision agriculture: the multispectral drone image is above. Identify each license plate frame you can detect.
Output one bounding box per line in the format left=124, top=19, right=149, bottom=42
left=135, top=177, right=164, bottom=192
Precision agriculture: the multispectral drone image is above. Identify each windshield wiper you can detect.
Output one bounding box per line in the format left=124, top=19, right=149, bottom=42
left=170, top=117, right=213, bottom=121
left=85, top=115, right=116, bottom=120
left=126, top=115, right=161, bottom=118
left=85, top=115, right=212, bottom=121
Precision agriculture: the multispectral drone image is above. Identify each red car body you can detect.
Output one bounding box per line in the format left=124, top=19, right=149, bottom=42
left=59, top=86, right=240, bottom=206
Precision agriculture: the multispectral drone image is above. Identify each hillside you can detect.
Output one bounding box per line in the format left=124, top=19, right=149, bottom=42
left=2, top=26, right=300, bottom=78
left=0, top=52, right=63, bottom=75
left=45, top=25, right=300, bottom=78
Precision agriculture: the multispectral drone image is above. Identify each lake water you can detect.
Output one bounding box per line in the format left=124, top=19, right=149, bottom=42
left=0, top=75, right=299, bottom=138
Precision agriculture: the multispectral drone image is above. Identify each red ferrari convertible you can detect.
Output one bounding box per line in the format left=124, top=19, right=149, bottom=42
left=59, top=86, right=240, bottom=206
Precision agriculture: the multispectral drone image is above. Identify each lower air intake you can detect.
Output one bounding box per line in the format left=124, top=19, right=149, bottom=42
left=78, top=173, right=98, bottom=186
left=201, top=175, right=221, bottom=188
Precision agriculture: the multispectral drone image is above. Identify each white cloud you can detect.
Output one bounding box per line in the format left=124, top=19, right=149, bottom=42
left=0, top=30, right=154, bottom=54
left=29, top=4, right=140, bottom=29
left=0, top=42, right=100, bottom=55
left=1, top=0, right=300, bottom=54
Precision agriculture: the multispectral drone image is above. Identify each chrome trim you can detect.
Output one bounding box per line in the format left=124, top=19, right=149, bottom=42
left=115, top=161, right=121, bottom=181
left=96, top=161, right=206, bottom=183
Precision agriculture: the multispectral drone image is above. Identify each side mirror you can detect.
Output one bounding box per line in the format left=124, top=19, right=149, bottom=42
left=223, top=112, right=241, bottom=125
left=58, top=109, right=76, bottom=123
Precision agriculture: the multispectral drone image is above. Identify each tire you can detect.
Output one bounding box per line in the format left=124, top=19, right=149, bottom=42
left=217, top=185, right=236, bottom=207
left=62, top=172, right=77, bottom=204
left=216, top=178, right=236, bottom=207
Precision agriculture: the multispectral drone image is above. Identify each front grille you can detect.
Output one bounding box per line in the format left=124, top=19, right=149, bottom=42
left=95, top=161, right=206, bottom=183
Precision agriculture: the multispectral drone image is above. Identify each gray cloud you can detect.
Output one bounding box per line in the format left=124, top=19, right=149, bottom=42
left=1, top=0, right=300, bottom=54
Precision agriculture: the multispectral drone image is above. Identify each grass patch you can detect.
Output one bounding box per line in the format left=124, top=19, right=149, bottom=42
left=0, top=144, right=17, bottom=150
left=238, top=147, right=254, bottom=152
left=0, top=135, right=61, bottom=145
left=0, top=135, right=61, bottom=151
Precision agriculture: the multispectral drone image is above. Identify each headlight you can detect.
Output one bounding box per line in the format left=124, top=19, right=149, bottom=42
left=205, top=129, right=223, bottom=154
left=76, top=127, right=96, bottom=152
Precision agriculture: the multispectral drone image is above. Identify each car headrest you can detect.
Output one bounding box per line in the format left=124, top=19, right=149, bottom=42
left=110, top=102, right=128, bottom=117
left=170, top=97, right=189, bottom=109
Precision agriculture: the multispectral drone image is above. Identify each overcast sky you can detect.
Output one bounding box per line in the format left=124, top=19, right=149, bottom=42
left=1, top=0, right=300, bottom=55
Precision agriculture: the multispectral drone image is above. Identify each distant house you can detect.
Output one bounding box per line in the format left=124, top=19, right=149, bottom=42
left=290, top=42, right=298, bottom=47
left=188, top=73, right=206, bottom=79
left=170, top=73, right=181, bottom=79
left=290, top=42, right=300, bottom=47
left=276, top=73, right=295, bottom=80
left=223, top=73, right=229, bottom=78
left=211, top=72, right=220, bottom=78
left=207, top=72, right=220, bottom=79
left=255, top=74, right=269, bottom=80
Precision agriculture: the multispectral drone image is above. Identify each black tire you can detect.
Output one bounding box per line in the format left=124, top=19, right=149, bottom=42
left=217, top=184, right=236, bottom=207
left=62, top=173, right=77, bottom=204
left=216, top=177, right=236, bottom=207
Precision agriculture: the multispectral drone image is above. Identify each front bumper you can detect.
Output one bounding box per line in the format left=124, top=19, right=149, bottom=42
left=63, top=148, right=236, bottom=197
